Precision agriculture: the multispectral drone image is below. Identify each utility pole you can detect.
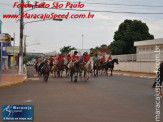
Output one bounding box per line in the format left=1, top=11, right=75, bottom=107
left=19, top=0, right=24, bottom=75
left=0, top=42, right=2, bottom=84
left=24, top=35, right=27, bottom=56
left=13, top=33, right=15, bottom=73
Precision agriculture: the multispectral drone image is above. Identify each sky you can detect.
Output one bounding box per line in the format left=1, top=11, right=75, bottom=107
left=0, top=0, right=163, bottom=53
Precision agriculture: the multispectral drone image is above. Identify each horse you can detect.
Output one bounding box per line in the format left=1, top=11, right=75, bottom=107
left=38, top=61, right=50, bottom=82
left=93, top=59, right=101, bottom=77
left=104, top=58, right=119, bottom=76
left=42, top=62, right=50, bottom=82
left=51, top=61, right=57, bottom=78
left=83, top=61, right=92, bottom=82
left=34, top=62, right=38, bottom=72
left=56, top=60, right=65, bottom=77
left=70, top=61, right=81, bottom=82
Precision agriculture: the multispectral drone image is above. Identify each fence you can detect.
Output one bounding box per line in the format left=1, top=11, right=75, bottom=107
left=111, top=53, right=163, bottom=62
left=111, top=53, right=163, bottom=73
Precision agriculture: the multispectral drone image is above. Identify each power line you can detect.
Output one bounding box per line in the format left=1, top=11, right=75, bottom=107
left=44, top=7, right=163, bottom=15
left=56, top=1, right=163, bottom=8
left=84, top=2, right=163, bottom=8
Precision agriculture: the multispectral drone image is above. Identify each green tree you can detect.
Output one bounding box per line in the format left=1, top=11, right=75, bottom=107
left=60, top=46, right=76, bottom=53
left=109, top=19, right=154, bottom=55
left=23, top=56, right=29, bottom=64
left=100, top=44, right=107, bottom=47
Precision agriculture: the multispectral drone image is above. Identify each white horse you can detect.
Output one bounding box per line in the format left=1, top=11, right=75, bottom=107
left=84, top=61, right=92, bottom=82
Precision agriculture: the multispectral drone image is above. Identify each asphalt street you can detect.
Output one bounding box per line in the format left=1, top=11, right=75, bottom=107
left=0, top=66, right=162, bottom=122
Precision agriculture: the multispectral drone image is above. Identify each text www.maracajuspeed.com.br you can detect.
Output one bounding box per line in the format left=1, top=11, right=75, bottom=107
left=3, top=12, right=94, bottom=20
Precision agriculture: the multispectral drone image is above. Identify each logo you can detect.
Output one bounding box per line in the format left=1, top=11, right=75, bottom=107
left=2, top=105, right=33, bottom=121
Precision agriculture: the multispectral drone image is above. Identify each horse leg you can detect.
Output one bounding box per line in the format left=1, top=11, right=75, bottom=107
left=80, top=71, right=82, bottom=81
left=94, top=69, right=96, bottom=77
left=111, top=68, right=113, bottom=76
left=70, top=72, right=73, bottom=82
left=106, top=69, right=108, bottom=76
left=74, top=72, right=77, bottom=82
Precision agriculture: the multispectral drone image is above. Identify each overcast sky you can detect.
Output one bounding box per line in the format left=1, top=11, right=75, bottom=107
left=0, top=0, right=163, bottom=53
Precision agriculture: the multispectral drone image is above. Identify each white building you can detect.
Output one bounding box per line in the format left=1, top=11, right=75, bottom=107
left=134, top=38, right=163, bottom=61
left=113, top=38, right=163, bottom=73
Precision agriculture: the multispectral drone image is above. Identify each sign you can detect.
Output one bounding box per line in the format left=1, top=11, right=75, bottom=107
left=0, top=34, right=5, bottom=42
left=2, top=105, right=33, bottom=121
left=0, top=34, right=11, bottom=42
left=5, top=35, right=11, bottom=42
left=6, top=46, right=19, bottom=53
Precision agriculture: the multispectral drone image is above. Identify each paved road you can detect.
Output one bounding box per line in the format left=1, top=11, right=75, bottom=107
left=0, top=66, right=162, bottom=122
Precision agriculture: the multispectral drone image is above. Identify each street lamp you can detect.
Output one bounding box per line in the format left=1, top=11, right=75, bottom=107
left=82, top=34, right=84, bottom=51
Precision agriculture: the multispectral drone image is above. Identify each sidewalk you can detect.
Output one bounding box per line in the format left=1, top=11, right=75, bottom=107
left=113, top=70, right=156, bottom=79
left=0, top=67, right=27, bottom=88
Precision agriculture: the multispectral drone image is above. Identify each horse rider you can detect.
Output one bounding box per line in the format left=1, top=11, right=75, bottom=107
left=57, top=54, right=64, bottom=63
left=70, top=51, right=79, bottom=67
left=35, top=57, right=39, bottom=64
left=49, top=56, right=55, bottom=72
left=72, top=51, right=80, bottom=62
left=80, top=52, right=85, bottom=61
left=40, top=58, right=48, bottom=74
left=66, top=54, right=71, bottom=63
left=93, top=53, right=99, bottom=67
left=66, top=54, right=71, bottom=68
left=100, top=55, right=106, bottom=63
left=108, top=55, right=112, bottom=62
left=83, top=52, right=90, bottom=64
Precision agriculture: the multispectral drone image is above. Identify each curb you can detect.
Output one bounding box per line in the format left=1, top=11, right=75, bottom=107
left=0, top=76, right=27, bottom=88
left=114, top=72, right=155, bottom=79
left=0, top=65, right=27, bottom=88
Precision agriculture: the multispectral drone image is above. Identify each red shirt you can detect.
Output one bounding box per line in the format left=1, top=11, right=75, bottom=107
left=67, top=57, right=71, bottom=62
left=57, top=56, right=64, bottom=62
left=49, top=57, right=55, bottom=62
left=108, top=56, right=112, bottom=60
left=84, top=55, right=90, bottom=62
left=100, top=57, right=106, bottom=62
left=36, top=58, right=39, bottom=63
left=72, top=55, right=79, bottom=61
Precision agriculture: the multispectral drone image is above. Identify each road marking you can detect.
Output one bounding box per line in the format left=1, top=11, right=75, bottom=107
left=28, top=78, right=39, bottom=80
left=140, top=76, right=155, bottom=79
left=24, top=100, right=32, bottom=103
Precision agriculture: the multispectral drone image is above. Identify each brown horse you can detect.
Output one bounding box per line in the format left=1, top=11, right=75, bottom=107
left=56, top=60, right=65, bottom=77
left=42, top=62, right=50, bottom=82
left=51, top=63, right=57, bottom=78
left=93, top=60, right=101, bottom=77
left=70, top=61, right=81, bottom=82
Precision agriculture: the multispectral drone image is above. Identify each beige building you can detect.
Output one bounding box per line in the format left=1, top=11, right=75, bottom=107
left=113, top=38, right=163, bottom=73
left=134, top=38, right=163, bottom=61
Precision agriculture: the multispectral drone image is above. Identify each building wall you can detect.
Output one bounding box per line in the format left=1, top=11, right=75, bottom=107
left=114, top=61, right=158, bottom=73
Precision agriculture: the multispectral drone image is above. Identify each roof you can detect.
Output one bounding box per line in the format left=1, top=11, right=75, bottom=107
left=92, top=46, right=111, bottom=56
left=134, top=38, right=163, bottom=47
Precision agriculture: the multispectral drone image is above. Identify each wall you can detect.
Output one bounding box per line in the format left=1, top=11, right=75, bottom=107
left=114, top=61, right=157, bottom=73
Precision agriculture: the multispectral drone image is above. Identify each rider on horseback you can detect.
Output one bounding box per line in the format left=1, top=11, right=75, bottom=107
left=40, top=57, right=48, bottom=74
left=66, top=54, right=71, bottom=63
left=57, top=54, right=64, bottom=62
left=72, top=51, right=79, bottom=62
left=108, top=55, right=112, bottom=62
left=93, top=53, right=99, bottom=67
left=83, top=52, right=90, bottom=63
left=49, top=56, right=55, bottom=72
